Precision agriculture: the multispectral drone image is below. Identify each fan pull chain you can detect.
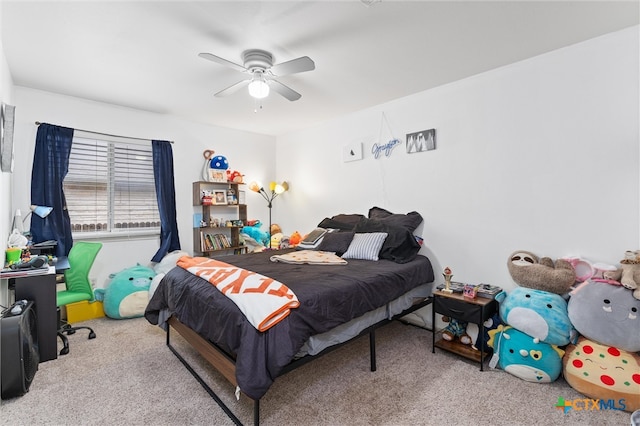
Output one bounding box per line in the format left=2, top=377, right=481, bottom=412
left=253, top=98, right=264, bottom=113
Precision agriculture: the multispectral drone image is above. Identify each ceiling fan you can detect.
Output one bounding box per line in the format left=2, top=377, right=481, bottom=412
left=199, top=49, right=315, bottom=101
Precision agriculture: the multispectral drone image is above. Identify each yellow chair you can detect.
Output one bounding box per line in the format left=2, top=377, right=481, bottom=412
left=56, top=241, right=102, bottom=355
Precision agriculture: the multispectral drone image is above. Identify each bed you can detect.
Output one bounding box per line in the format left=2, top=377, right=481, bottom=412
left=145, top=209, right=435, bottom=425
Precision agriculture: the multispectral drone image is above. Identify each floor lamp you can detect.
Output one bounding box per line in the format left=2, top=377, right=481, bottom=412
left=248, top=181, right=289, bottom=249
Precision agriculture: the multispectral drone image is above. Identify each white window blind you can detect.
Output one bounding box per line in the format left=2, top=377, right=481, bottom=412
left=64, top=136, right=160, bottom=235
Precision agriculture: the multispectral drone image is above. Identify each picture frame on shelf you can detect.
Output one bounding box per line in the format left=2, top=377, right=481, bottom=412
left=213, top=190, right=227, bottom=205
left=209, top=170, right=226, bottom=183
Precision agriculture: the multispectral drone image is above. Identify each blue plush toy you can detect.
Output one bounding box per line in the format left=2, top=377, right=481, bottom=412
left=95, top=264, right=156, bottom=319
left=488, top=325, right=565, bottom=383
left=209, top=155, right=228, bottom=170
left=496, top=287, right=575, bottom=346
left=241, top=221, right=269, bottom=247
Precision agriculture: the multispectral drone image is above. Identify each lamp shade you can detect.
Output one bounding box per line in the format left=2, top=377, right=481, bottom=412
left=31, top=205, right=53, bottom=218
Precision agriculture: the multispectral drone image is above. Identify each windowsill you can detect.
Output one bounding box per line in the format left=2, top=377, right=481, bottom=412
left=72, top=229, right=160, bottom=242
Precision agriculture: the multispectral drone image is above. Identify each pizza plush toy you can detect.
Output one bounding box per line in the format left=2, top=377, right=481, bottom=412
left=563, top=337, right=640, bottom=412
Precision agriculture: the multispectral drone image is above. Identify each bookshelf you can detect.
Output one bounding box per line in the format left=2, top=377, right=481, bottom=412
left=192, top=181, right=247, bottom=256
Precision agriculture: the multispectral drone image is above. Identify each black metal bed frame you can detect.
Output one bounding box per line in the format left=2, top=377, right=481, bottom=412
left=166, top=296, right=433, bottom=426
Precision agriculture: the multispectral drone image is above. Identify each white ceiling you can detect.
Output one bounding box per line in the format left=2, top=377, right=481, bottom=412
left=2, top=1, right=638, bottom=136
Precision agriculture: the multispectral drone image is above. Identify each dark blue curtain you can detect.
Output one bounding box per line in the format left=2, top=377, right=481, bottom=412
left=31, top=123, right=74, bottom=258
left=151, top=140, right=181, bottom=262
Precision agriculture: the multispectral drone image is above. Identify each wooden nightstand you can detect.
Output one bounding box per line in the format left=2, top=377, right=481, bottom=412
left=431, top=290, right=498, bottom=371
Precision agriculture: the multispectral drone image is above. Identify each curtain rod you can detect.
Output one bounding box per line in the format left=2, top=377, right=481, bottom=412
left=34, top=121, right=174, bottom=144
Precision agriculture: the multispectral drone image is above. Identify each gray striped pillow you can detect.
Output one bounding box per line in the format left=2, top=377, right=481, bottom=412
left=341, top=232, right=388, bottom=261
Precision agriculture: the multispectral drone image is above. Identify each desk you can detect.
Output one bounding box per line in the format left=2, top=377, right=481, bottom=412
left=4, top=267, right=58, bottom=362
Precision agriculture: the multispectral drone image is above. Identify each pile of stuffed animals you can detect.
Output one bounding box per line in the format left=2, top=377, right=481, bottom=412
left=481, top=249, right=640, bottom=413
left=240, top=221, right=302, bottom=252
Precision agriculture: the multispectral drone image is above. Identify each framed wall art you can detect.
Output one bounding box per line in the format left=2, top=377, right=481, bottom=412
left=1, top=103, right=16, bottom=173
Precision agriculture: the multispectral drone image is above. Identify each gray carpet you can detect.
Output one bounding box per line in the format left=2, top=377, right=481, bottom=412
left=0, top=316, right=633, bottom=425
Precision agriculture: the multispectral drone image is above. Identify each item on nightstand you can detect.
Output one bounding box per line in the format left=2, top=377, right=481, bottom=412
left=463, top=284, right=478, bottom=300
left=442, top=266, right=453, bottom=294
left=436, top=281, right=465, bottom=293
left=476, top=284, right=502, bottom=299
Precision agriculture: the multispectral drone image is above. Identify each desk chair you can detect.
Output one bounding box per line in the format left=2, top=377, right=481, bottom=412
left=56, top=241, right=102, bottom=355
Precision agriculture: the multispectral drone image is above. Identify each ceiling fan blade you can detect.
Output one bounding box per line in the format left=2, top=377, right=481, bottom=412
left=269, top=79, right=302, bottom=101
left=198, top=52, right=246, bottom=73
left=214, top=79, right=251, bottom=97
left=270, top=56, right=315, bottom=76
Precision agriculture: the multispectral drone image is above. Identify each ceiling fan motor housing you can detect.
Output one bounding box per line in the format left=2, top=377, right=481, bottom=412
left=242, top=49, right=273, bottom=72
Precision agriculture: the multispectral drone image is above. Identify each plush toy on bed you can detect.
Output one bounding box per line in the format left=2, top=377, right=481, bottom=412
left=95, top=264, right=156, bottom=319
left=289, top=231, right=302, bottom=247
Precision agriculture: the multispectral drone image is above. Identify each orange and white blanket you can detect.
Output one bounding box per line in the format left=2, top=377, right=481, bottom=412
left=177, top=256, right=299, bottom=332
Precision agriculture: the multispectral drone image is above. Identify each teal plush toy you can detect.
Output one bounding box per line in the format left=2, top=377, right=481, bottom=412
left=241, top=221, right=269, bottom=247
left=496, top=287, right=576, bottom=346
left=488, top=325, right=565, bottom=383
left=95, top=264, right=156, bottom=319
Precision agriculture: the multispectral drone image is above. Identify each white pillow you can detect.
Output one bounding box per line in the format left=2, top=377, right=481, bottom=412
left=341, top=232, right=388, bottom=261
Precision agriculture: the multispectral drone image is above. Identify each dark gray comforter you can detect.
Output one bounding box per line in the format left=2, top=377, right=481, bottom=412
left=145, top=250, right=434, bottom=400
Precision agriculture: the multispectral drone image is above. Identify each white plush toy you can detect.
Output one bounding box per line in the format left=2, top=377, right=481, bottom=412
left=148, top=250, right=189, bottom=300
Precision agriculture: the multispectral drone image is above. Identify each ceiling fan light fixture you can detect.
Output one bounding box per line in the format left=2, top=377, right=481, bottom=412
left=248, top=78, right=270, bottom=99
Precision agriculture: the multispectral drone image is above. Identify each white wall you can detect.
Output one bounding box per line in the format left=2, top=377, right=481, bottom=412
left=0, top=0, right=16, bottom=307
left=276, top=26, right=640, bottom=292
left=11, top=87, right=276, bottom=288
left=6, top=26, right=639, bottom=296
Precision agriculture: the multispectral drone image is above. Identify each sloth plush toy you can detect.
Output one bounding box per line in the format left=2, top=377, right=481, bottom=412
left=507, top=250, right=576, bottom=295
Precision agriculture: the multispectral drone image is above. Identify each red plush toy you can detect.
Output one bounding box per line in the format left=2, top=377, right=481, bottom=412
left=226, top=170, right=244, bottom=183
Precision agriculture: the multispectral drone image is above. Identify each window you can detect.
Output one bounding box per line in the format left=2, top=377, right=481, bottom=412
left=63, top=136, right=160, bottom=236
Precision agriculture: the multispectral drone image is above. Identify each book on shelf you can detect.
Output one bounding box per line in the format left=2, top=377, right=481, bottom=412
left=193, top=213, right=203, bottom=228
left=206, top=234, right=218, bottom=250
left=0, top=265, right=54, bottom=278
left=201, top=233, right=234, bottom=251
